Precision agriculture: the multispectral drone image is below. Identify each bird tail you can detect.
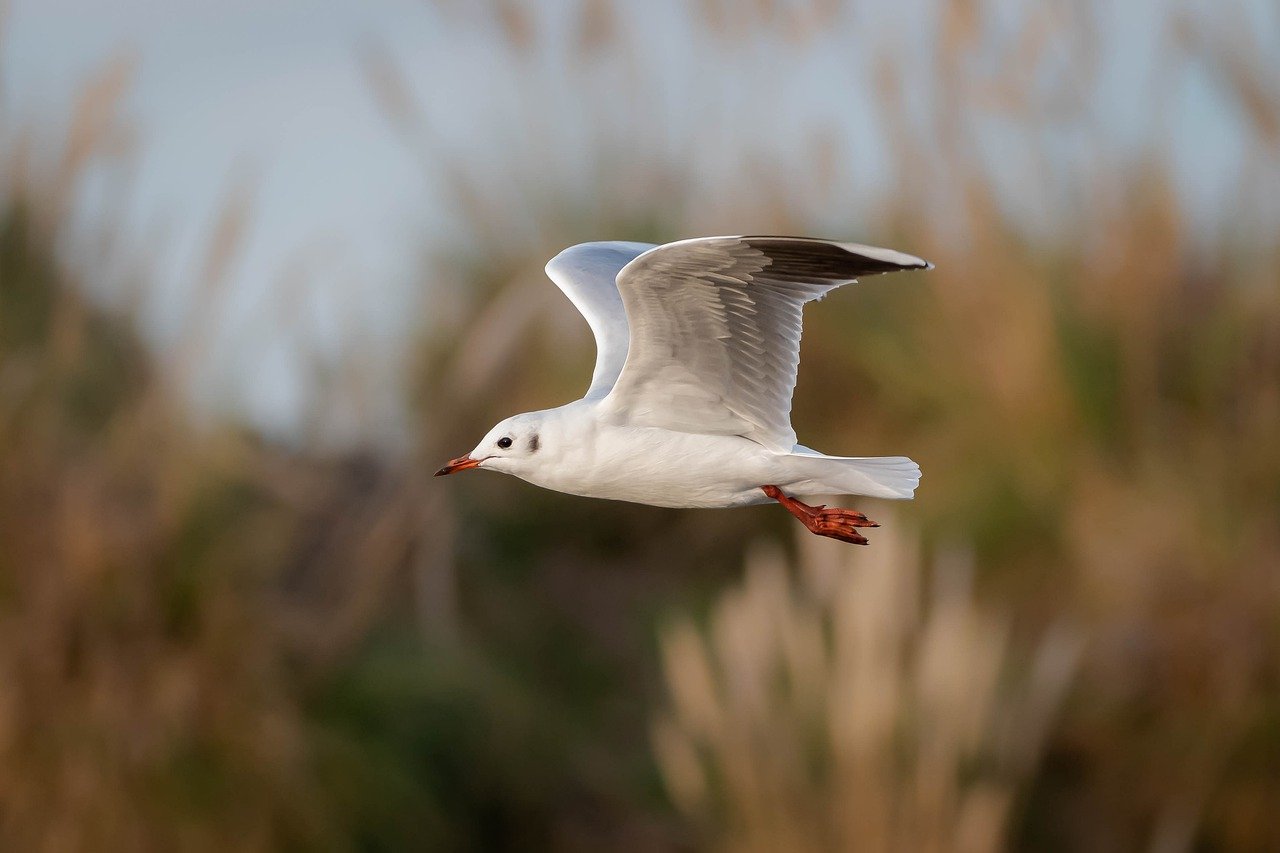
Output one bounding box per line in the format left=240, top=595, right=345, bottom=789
left=781, top=450, right=921, bottom=500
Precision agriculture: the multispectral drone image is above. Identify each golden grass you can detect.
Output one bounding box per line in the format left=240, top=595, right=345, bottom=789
left=653, top=520, right=1082, bottom=852
left=0, top=1, right=1278, bottom=849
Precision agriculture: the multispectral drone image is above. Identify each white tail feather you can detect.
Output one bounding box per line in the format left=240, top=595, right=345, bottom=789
left=783, top=452, right=921, bottom=500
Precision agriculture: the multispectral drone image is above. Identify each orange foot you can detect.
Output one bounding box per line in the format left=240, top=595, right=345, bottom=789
left=761, top=484, right=880, bottom=545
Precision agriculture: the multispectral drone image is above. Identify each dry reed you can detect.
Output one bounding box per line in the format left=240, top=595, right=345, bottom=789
left=653, top=519, right=1082, bottom=852
left=1, top=0, right=1278, bottom=849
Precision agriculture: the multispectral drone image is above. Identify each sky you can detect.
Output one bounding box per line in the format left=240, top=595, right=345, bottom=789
left=2, top=0, right=1274, bottom=443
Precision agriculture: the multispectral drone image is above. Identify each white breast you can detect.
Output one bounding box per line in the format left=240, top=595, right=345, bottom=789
left=521, top=421, right=781, bottom=509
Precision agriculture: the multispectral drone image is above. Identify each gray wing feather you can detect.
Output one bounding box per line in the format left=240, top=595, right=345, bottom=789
left=602, top=236, right=930, bottom=450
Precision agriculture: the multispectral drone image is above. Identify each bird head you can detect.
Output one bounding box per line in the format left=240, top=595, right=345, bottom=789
left=435, top=413, right=546, bottom=478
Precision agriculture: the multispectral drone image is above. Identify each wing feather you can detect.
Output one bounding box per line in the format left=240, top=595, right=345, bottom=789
left=544, top=241, right=657, bottom=398
left=601, top=236, right=930, bottom=450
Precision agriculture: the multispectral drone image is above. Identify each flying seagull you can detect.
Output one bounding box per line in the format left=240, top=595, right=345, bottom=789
left=436, top=236, right=930, bottom=545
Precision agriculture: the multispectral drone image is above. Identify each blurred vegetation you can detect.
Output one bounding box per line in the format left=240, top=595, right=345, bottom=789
left=3, top=1, right=1280, bottom=851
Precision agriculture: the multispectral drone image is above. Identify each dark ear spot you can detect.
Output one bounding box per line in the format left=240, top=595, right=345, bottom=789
left=529, top=434, right=540, bottom=453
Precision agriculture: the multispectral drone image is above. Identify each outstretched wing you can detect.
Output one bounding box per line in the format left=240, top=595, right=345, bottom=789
left=544, top=241, right=657, bottom=399
left=601, top=236, right=930, bottom=451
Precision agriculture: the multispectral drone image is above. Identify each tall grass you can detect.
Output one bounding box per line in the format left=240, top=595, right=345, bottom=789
left=0, top=67, right=462, bottom=848
left=653, top=522, right=1081, bottom=852
left=388, top=2, right=1280, bottom=849
left=1, top=1, right=1278, bottom=850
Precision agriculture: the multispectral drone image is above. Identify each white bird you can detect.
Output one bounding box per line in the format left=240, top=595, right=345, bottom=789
left=436, top=236, right=931, bottom=545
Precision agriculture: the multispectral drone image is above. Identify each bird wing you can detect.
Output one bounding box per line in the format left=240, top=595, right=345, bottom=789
left=545, top=241, right=658, bottom=399
left=600, top=236, right=930, bottom=451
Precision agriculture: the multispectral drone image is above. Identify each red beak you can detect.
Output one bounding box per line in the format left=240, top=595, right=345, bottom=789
left=435, top=454, right=482, bottom=476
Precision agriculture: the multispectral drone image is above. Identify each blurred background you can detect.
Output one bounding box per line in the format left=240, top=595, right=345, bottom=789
left=2, top=0, right=1278, bottom=850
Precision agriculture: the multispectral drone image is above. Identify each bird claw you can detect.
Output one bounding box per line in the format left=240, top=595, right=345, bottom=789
left=810, top=508, right=878, bottom=545
left=814, top=507, right=878, bottom=528
left=761, top=485, right=880, bottom=546
left=814, top=525, right=869, bottom=545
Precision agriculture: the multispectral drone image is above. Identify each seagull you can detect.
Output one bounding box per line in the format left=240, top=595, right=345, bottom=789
left=436, top=236, right=931, bottom=545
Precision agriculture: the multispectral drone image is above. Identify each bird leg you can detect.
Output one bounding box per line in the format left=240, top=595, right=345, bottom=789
left=760, top=485, right=880, bottom=545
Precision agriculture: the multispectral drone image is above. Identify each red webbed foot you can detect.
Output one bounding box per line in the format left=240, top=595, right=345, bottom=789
left=761, top=484, right=880, bottom=545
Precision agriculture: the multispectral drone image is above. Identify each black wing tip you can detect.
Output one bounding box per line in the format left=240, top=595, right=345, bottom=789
left=835, top=243, right=933, bottom=273
left=876, top=254, right=933, bottom=271
left=738, top=235, right=933, bottom=273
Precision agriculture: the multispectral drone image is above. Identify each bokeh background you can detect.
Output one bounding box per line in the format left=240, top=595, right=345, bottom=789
left=2, top=1, right=1279, bottom=850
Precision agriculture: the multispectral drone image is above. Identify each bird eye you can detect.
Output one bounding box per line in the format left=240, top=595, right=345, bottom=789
left=497, top=437, right=513, bottom=449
